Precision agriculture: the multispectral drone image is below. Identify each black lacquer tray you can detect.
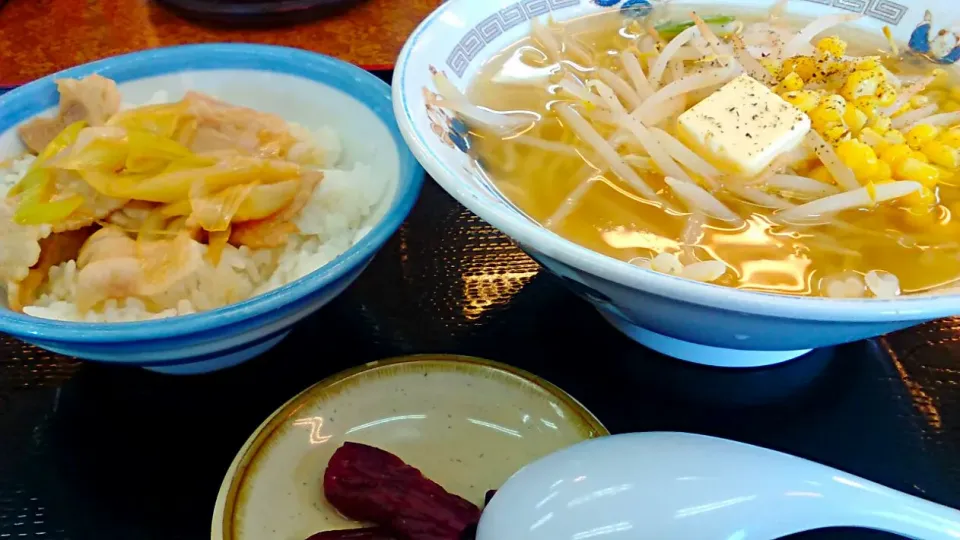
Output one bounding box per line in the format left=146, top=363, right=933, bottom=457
left=1, top=76, right=959, bottom=540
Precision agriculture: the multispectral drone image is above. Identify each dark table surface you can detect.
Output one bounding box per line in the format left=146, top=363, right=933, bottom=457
left=2, top=75, right=960, bottom=540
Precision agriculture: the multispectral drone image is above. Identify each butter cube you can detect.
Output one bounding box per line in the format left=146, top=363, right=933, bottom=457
left=678, top=74, right=811, bottom=176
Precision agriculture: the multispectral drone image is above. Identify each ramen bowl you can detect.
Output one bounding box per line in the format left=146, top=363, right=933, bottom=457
left=393, top=0, right=960, bottom=368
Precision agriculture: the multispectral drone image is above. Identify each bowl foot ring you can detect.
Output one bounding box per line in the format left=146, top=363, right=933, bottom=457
left=598, top=309, right=812, bottom=368
left=143, top=332, right=291, bottom=375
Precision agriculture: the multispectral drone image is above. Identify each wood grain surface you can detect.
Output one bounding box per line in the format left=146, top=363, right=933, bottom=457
left=0, top=0, right=441, bottom=85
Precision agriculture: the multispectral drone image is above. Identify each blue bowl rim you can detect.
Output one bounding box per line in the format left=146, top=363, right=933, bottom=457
left=392, top=0, right=959, bottom=324
left=0, top=43, right=425, bottom=342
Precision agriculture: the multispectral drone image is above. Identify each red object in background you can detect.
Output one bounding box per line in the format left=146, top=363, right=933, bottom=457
left=324, top=443, right=481, bottom=540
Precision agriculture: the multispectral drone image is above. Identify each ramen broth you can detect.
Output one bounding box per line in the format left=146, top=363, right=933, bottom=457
left=464, top=8, right=960, bottom=297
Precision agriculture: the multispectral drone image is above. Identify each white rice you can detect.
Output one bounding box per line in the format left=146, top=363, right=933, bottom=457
left=1, top=155, right=36, bottom=193
left=1, top=122, right=387, bottom=323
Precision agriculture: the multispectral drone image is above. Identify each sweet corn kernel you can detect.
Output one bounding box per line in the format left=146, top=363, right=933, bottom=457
left=840, top=68, right=885, bottom=101
left=836, top=139, right=879, bottom=180
left=812, top=120, right=837, bottom=139
left=881, top=143, right=913, bottom=168
left=875, top=160, right=893, bottom=181
left=822, top=124, right=849, bottom=143
left=816, top=36, right=847, bottom=57
left=877, top=82, right=898, bottom=107
left=903, top=185, right=937, bottom=208
left=918, top=185, right=938, bottom=203
left=808, top=165, right=834, bottom=184
left=776, top=72, right=805, bottom=93
left=897, top=157, right=940, bottom=186
left=854, top=96, right=880, bottom=119
left=781, top=56, right=817, bottom=81
left=844, top=106, right=868, bottom=134
left=811, top=115, right=835, bottom=135
left=855, top=57, right=880, bottom=70
left=936, top=166, right=955, bottom=185
left=944, top=100, right=960, bottom=113
left=781, top=90, right=821, bottom=112
left=760, top=59, right=782, bottom=79
left=939, top=128, right=960, bottom=147
left=921, top=140, right=960, bottom=168
left=901, top=203, right=937, bottom=229
left=937, top=165, right=956, bottom=181
left=811, top=94, right=846, bottom=124
left=811, top=59, right=848, bottom=82
left=906, top=124, right=941, bottom=149
left=870, top=115, right=892, bottom=134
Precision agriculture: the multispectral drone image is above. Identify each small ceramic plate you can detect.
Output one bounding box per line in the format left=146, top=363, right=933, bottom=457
left=211, top=354, right=607, bottom=540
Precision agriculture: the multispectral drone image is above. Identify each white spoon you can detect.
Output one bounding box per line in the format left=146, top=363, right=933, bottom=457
left=477, top=432, right=960, bottom=540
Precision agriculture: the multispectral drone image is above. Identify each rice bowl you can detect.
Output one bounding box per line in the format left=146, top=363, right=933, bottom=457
left=0, top=44, right=423, bottom=373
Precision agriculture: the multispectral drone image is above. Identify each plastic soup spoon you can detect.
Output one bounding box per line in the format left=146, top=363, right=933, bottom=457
left=476, top=432, right=960, bottom=540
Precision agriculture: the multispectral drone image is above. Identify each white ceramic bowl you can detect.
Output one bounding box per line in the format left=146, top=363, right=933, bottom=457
left=393, top=0, right=960, bottom=368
